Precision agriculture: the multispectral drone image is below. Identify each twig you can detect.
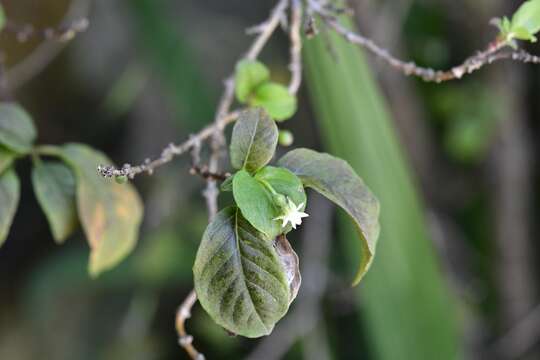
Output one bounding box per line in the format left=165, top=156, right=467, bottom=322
left=4, top=18, right=89, bottom=43
left=4, top=0, right=91, bottom=90
left=99, top=0, right=291, bottom=181
left=288, top=0, right=303, bottom=94
left=97, top=110, right=239, bottom=179
left=308, top=0, right=540, bottom=82
left=175, top=290, right=204, bottom=360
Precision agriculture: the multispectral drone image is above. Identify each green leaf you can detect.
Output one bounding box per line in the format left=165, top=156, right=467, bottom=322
left=0, top=103, right=37, bottom=154
left=510, top=0, right=540, bottom=41
left=0, top=146, right=16, bottom=175
left=251, top=82, right=297, bottom=121
left=229, top=108, right=278, bottom=173
left=278, top=148, right=379, bottom=285
left=0, top=169, right=20, bottom=247
left=233, top=167, right=306, bottom=238
left=235, top=60, right=270, bottom=103
left=233, top=169, right=276, bottom=237
left=512, top=26, right=537, bottom=41
left=32, top=162, right=78, bottom=243
left=193, top=206, right=291, bottom=338
left=54, top=143, right=143, bottom=276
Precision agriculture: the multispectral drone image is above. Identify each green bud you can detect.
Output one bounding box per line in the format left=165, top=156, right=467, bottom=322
left=272, top=193, right=288, bottom=210
left=278, top=130, right=294, bottom=147
left=115, top=175, right=128, bottom=184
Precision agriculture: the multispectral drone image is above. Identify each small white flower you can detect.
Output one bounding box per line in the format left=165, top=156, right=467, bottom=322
left=273, top=198, right=309, bottom=229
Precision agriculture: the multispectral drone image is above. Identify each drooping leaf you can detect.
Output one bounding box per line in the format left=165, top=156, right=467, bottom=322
left=32, top=162, right=78, bottom=243
left=193, top=206, right=291, bottom=338
left=511, top=0, right=540, bottom=41
left=233, top=167, right=306, bottom=238
left=278, top=148, right=379, bottom=285
left=251, top=82, right=297, bottom=121
left=0, top=103, right=37, bottom=154
left=54, top=143, right=143, bottom=276
left=229, top=108, right=278, bottom=173
left=0, top=146, right=16, bottom=175
left=0, top=169, right=20, bottom=247
left=235, top=60, right=270, bottom=103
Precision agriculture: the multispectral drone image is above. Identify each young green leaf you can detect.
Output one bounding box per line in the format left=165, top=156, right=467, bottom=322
left=32, top=162, right=78, bottom=243
left=510, top=0, right=540, bottom=41
left=254, top=166, right=306, bottom=214
left=233, top=169, right=277, bottom=238
left=250, top=82, right=297, bottom=121
left=0, top=103, right=37, bottom=154
left=229, top=108, right=278, bottom=173
left=278, top=148, right=380, bottom=286
left=233, top=167, right=306, bottom=238
left=0, top=169, right=20, bottom=247
left=55, top=143, right=143, bottom=276
left=193, top=206, right=291, bottom=338
left=235, top=60, right=270, bottom=103
left=0, top=146, right=16, bottom=175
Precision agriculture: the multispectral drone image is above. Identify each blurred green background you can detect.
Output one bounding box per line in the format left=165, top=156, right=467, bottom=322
left=1, top=0, right=539, bottom=359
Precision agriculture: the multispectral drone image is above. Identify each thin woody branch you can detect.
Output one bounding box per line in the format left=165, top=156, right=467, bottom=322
left=288, top=0, right=303, bottom=94
left=175, top=290, right=204, bottom=360
left=308, top=0, right=540, bottom=82
left=3, top=18, right=89, bottom=42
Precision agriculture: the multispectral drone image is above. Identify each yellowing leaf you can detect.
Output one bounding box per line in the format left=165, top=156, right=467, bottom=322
left=58, top=144, right=143, bottom=276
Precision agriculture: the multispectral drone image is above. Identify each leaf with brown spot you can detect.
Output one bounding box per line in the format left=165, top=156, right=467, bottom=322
left=56, top=143, right=143, bottom=276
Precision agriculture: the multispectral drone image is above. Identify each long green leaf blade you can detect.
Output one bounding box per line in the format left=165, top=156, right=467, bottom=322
left=304, top=19, right=461, bottom=360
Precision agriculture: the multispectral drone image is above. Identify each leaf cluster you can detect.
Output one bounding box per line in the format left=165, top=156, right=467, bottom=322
left=0, top=103, right=143, bottom=276
left=193, top=107, right=380, bottom=337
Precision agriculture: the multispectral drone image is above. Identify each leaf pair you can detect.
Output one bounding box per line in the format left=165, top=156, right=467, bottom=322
left=235, top=60, right=297, bottom=121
